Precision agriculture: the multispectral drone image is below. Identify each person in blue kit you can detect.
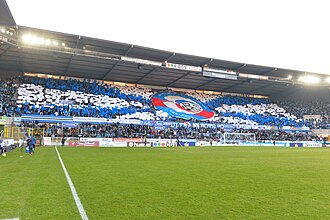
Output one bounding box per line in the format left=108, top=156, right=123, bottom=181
left=26, top=138, right=33, bottom=155
left=30, top=135, right=36, bottom=152
left=25, top=133, right=36, bottom=154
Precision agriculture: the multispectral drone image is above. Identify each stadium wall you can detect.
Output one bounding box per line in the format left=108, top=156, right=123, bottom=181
left=42, top=137, right=323, bottom=148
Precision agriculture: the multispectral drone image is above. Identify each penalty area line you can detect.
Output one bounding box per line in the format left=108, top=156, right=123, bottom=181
left=55, top=147, right=89, bottom=220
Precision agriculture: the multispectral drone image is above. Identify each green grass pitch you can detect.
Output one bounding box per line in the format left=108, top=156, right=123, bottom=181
left=1, top=146, right=330, bottom=219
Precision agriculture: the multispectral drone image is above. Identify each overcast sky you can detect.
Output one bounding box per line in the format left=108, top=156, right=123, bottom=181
left=6, top=0, right=330, bottom=76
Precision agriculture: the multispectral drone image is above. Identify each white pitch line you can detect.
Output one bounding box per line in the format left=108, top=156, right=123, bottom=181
left=55, top=147, right=89, bottom=220
left=1, top=218, right=19, bottom=220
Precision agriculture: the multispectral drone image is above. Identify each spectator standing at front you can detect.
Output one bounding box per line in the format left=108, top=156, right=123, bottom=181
left=144, top=136, right=147, bottom=147
left=61, top=136, right=66, bottom=146
left=176, top=137, right=180, bottom=147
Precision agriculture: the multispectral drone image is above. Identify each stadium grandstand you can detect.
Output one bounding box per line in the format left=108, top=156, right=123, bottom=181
left=0, top=0, right=329, bottom=148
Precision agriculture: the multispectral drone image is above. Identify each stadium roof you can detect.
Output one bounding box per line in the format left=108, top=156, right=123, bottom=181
left=0, top=25, right=329, bottom=97
left=0, top=0, right=15, bottom=26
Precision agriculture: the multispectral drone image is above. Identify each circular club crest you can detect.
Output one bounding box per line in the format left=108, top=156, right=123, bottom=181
left=152, top=92, right=215, bottom=121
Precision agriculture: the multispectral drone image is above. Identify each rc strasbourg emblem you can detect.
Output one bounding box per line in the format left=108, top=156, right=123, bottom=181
left=152, top=92, right=215, bottom=121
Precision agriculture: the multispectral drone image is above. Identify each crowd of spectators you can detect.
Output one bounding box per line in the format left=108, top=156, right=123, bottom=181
left=36, top=122, right=221, bottom=140
left=275, top=99, right=329, bottom=119
left=0, top=78, right=18, bottom=116
left=0, top=75, right=329, bottom=132
left=233, top=128, right=320, bottom=142
left=16, top=77, right=153, bottom=119
left=22, top=121, right=319, bottom=142
left=13, top=76, right=307, bottom=127
left=274, top=99, right=330, bottom=128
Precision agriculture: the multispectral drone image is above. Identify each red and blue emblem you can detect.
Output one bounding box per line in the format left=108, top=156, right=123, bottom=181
left=152, top=92, right=215, bottom=121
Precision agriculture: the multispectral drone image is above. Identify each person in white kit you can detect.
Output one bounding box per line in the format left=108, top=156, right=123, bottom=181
left=0, top=139, right=4, bottom=155
left=19, top=138, right=24, bottom=148
left=19, top=137, right=25, bottom=152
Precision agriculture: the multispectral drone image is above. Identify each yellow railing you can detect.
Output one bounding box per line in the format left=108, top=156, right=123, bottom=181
left=4, top=126, right=44, bottom=140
